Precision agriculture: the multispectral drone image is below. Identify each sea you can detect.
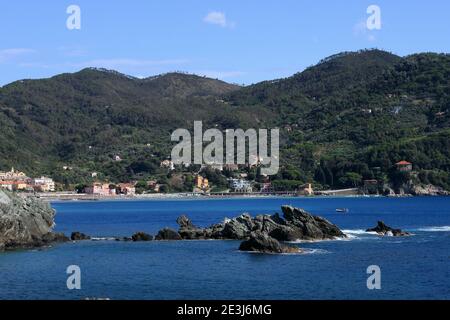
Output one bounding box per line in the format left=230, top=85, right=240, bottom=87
left=0, top=196, right=449, bottom=300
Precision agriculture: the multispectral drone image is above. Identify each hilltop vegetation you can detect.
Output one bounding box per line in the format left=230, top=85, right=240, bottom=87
left=0, top=49, right=449, bottom=191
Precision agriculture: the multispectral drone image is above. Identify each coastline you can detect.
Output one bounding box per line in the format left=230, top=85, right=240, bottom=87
left=36, top=192, right=449, bottom=203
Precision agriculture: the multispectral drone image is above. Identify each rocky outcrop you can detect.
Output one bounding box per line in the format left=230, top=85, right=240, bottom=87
left=0, top=190, right=69, bottom=251
left=71, top=232, right=91, bottom=241
left=176, top=205, right=346, bottom=242
left=155, top=228, right=182, bottom=240
left=366, top=221, right=410, bottom=236
left=239, top=231, right=302, bottom=254
left=131, top=232, right=153, bottom=241
left=411, top=184, right=449, bottom=196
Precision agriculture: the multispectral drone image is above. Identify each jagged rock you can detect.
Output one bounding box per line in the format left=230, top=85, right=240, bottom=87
left=281, top=205, right=346, bottom=240
left=176, top=205, right=346, bottom=242
left=42, top=232, right=70, bottom=243
left=131, top=232, right=153, bottom=241
left=411, top=184, right=449, bottom=196
left=177, top=215, right=209, bottom=239
left=70, top=232, right=91, bottom=241
left=0, top=190, right=68, bottom=251
left=239, top=231, right=302, bottom=254
left=366, top=221, right=410, bottom=236
left=176, top=215, right=194, bottom=228
left=155, top=228, right=182, bottom=240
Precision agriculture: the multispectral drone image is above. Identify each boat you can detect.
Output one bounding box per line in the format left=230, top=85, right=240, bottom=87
left=336, top=208, right=349, bottom=213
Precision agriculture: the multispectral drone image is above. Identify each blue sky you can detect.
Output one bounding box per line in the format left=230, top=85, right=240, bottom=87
left=0, top=0, right=449, bottom=86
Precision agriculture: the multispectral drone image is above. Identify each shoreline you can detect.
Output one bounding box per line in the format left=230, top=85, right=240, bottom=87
left=36, top=192, right=449, bottom=203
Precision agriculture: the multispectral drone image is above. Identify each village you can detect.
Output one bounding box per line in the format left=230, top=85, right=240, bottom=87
left=0, top=160, right=416, bottom=200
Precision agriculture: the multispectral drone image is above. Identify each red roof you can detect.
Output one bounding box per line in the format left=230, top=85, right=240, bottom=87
left=396, top=161, right=412, bottom=165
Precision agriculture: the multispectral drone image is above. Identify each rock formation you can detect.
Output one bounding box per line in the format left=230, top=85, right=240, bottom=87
left=155, top=228, right=182, bottom=240
left=0, top=190, right=69, bottom=251
left=131, top=232, right=153, bottom=241
left=239, top=231, right=302, bottom=254
left=176, top=205, right=346, bottom=242
left=70, top=232, right=91, bottom=241
left=366, top=221, right=410, bottom=236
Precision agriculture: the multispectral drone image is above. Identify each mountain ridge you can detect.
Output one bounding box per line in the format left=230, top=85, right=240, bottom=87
left=0, top=49, right=449, bottom=191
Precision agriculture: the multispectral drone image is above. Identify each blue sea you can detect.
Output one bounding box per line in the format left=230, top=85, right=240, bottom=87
left=0, top=197, right=449, bottom=300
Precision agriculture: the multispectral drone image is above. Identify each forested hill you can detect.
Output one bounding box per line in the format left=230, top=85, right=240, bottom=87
left=0, top=49, right=449, bottom=191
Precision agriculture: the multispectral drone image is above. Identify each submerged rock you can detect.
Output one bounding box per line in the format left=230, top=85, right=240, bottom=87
left=155, top=228, right=182, bottom=240
left=0, top=190, right=69, bottom=251
left=131, top=232, right=153, bottom=241
left=239, top=231, right=302, bottom=254
left=71, top=232, right=91, bottom=241
left=366, top=221, right=410, bottom=236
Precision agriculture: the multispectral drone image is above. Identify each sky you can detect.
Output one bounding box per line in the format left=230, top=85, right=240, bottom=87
left=0, top=0, right=449, bottom=86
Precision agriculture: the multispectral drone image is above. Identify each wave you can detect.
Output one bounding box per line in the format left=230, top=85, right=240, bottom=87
left=342, top=229, right=379, bottom=236
left=91, top=237, right=117, bottom=241
left=302, top=248, right=330, bottom=255
left=415, top=226, right=450, bottom=232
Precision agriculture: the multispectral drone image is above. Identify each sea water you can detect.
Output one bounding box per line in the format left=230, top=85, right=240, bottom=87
left=0, top=197, right=449, bottom=300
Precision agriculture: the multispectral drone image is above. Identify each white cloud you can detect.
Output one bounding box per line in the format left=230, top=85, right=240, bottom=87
left=203, top=11, right=235, bottom=28
left=58, top=46, right=88, bottom=57
left=0, top=48, right=36, bottom=63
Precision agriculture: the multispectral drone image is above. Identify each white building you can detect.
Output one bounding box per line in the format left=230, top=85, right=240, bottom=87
left=228, top=178, right=253, bottom=193
left=32, top=176, right=55, bottom=192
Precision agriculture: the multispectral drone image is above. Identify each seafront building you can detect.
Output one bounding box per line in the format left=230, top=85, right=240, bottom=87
left=228, top=178, right=253, bottom=193
left=0, top=168, right=55, bottom=192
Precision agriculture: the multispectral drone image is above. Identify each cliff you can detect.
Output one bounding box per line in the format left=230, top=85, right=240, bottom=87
left=0, top=190, right=67, bottom=251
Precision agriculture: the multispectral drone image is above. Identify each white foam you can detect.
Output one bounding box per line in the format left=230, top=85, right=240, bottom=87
left=91, top=237, right=117, bottom=241
left=415, top=226, right=450, bottom=232
left=302, top=248, right=330, bottom=255
left=342, top=229, right=367, bottom=235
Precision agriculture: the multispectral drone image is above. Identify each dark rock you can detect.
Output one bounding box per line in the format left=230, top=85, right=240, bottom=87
left=155, top=228, right=182, bottom=240
left=177, top=215, right=209, bottom=239
left=366, top=221, right=410, bottom=236
left=43, top=232, right=70, bottom=243
left=239, top=231, right=302, bottom=254
left=281, top=205, right=346, bottom=240
left=131, top=232, right=153, bottom=241
left=176, top=215, right=194, bottom=228
left=176, top=205, right=346, bottom=242
left=70, top=232, right=91, bottom=241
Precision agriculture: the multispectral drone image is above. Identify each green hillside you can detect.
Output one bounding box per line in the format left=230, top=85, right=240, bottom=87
left=0, top=49, right=449, bottom=191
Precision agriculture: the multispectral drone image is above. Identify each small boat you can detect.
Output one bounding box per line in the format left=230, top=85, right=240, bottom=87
left=336, top=208, right=349, bottom=213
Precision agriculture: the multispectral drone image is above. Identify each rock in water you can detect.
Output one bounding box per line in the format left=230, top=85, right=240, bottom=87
left=281, top=205, right=346, bottom=240
left=239, top=231, right=302, bottom=254
left=366, top=221, right=410, bottom=236
left=176, top=205, right=346, bottom=242
left=155, top=228, right=182, bottom=240
left=176, top=215, right=209, bottom=239
left=71, top=232, right=91, bottom=241
left=0, top=190, right=68, bottom=251
left=131, top=232, right=153, bottom=241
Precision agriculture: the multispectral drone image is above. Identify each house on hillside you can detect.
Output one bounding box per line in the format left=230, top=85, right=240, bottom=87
left=32, top=176, right=56, bottom=192
left=396, top=161, right=412, bottom=172
left=117, top=183, right=136, bottom=196
left=85, top=182, right=115, bottom=196
left=195, top=175, right=209, bottom=191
